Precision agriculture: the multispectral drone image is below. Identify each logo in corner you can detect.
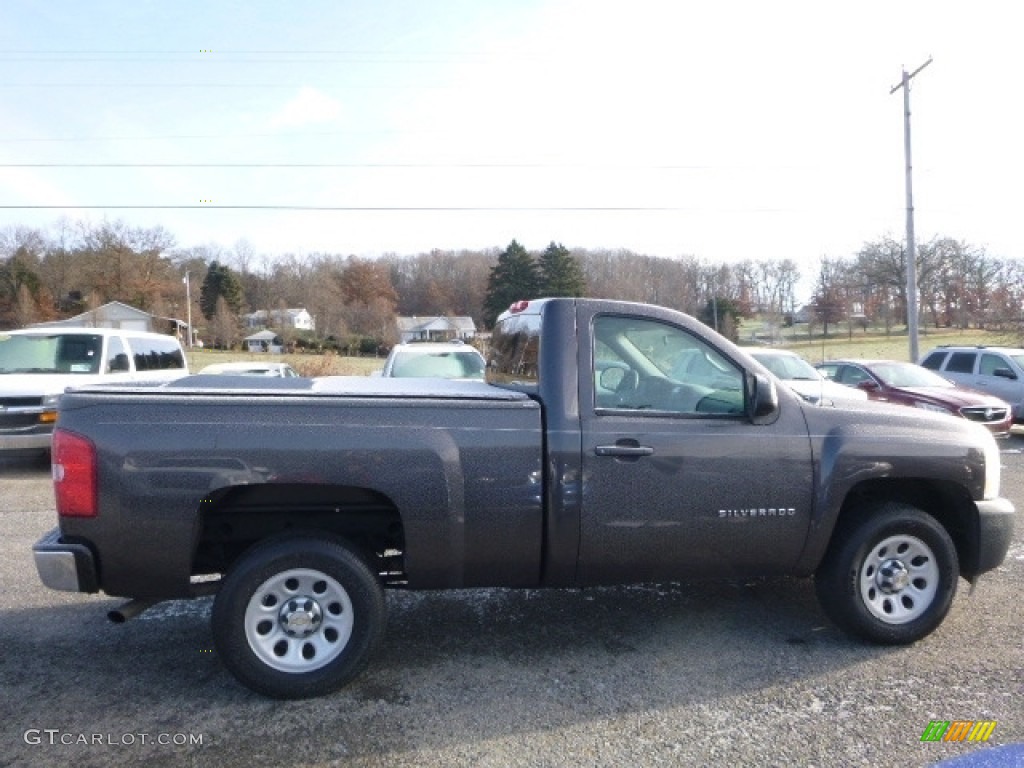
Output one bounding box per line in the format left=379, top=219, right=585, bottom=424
left=921, top=720, right=996, bottom=743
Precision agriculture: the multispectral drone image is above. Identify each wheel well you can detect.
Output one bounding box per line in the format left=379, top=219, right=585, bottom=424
left=193, top=483, right=407, bottom=585
left=836, top=478, right=981, bottom=577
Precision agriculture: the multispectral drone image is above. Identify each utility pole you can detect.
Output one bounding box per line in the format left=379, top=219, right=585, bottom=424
left=890, top=56, right=931, bottom=363
left=184, top=270, right=193, bottom=347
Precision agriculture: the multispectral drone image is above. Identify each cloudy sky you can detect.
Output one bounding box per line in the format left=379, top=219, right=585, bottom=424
left=1, top=0, right=1020, bottom=283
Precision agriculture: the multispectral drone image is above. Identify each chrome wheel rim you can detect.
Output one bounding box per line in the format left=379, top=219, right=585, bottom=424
left=244, top=568, right=354, bottom=673
left=859, top=534, right=939, bottom=624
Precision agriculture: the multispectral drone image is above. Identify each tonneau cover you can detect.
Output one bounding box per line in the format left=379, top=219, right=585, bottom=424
left=68, top=374, right=532, bottom=402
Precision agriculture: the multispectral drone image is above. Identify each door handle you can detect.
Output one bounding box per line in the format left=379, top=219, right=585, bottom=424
left=595, top=443, right=654, bottom=457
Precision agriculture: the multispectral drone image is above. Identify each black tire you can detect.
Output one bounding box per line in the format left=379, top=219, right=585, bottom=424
left=814, top=502, right=959, bottom=645
left=212, top=535, right=386, bottom=699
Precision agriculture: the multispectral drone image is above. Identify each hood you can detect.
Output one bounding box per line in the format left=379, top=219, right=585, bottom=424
left=0, top=372, right=105, bottom=397
left=786, top=378, right=869, bottom=405
left=895, top=385, right=1008, bottom=409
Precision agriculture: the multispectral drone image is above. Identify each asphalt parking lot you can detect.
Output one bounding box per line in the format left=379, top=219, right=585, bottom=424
left=1, top=441, right=1022, bottom=768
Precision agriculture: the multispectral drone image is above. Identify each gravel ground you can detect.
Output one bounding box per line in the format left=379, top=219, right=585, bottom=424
left=1, top=445, right=1022, bottom=768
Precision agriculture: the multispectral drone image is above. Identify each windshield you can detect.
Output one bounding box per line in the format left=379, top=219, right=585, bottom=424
left=871, top=362, right=954, bottom=388
left=753, top=353, right=820, bottom=381
left=390, top=349, right=486, bottom=379
left=0, top=333, right=103, bottom=374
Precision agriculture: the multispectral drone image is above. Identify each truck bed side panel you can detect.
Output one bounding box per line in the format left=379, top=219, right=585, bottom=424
left=54, top=391, right=543, bottom=597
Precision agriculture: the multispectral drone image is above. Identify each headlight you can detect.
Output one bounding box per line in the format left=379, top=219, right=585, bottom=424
left=914, top=401, right=950, bottom=414
left=39, top=393, right=62, bottom=424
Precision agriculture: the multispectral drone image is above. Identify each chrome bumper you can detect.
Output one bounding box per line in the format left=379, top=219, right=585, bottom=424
left=33, top=527, right=98, bottom=593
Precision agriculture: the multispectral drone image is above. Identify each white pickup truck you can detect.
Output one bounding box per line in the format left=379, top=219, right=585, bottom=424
left=0, top=326, right=188, bottom=452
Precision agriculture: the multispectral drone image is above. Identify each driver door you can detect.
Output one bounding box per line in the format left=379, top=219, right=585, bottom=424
left=576, top=310, right=815, bottom=585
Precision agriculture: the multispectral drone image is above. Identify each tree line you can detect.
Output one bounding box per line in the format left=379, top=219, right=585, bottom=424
left=1, top=218, right=1019, bottom=349
left=810, top=235, right=1024, bottom=336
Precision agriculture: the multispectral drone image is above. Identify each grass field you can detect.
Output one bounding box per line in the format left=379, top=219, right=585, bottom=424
left=739, top=326, right=1020, bottom=365
left=185, top=348, right=384, bottom=377
left=184, top=325, right=1021, bottom=376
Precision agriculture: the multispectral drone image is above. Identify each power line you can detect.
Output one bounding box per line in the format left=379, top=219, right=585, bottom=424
left=0, top=162, right=737, bottom=170
left=0, top=205, right=701, bottom=211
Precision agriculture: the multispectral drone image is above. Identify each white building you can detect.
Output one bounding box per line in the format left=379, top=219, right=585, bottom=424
left=29, top=300, right=185, bottom=337
left=244, top=308, right=315, bottom=331
left=396, top=316, right=476, bottom=343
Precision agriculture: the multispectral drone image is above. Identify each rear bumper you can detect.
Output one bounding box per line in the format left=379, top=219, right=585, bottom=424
left=972, top=497, right=1015, bottom=577
left=33, top=527, right=98, bottom=593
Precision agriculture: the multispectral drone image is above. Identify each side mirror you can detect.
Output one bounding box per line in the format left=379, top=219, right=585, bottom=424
left=747, top=372, right=779, bottom=425
left=856, top=380, right=880, bottom=392
left=993, top=367, right=1017, bottom=380
left=600, top=366, right=626, bottom=391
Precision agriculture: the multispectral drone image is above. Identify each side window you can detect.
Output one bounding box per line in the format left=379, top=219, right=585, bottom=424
left=817, top=364, right=839, bottom=381
left=127, top=335, right=186, bottom=371
left=945, top=352, right=977, bottom=374
left=105, top=336, right=131, bottom=372
left=592, top=315, right=743, bottom=416
left=980, top=353, right=1011, bottom=377
left=920, top=351, right=946, bottom=371
left=839, top=366, right=870, bottom=386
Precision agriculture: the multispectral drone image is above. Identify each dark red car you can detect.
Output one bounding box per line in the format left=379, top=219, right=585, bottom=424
left=816, top=359, right=1012, bottom=437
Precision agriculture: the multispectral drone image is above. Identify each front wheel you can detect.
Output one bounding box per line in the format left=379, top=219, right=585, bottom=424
left=815, top=503, right=959, bottom=645
left=212, top=536, right=386, bottom=699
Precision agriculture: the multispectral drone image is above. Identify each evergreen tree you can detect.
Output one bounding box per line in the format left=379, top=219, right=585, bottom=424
left=199, top=261, right=244, bottom=320
left=698, top=296, right=743, bottom=341
left=537, top=241, right=586, bottom=297
left=482, top=240, right=539, bottom=327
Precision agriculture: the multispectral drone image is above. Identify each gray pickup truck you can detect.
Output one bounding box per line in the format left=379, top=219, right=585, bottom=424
left=33, top=298, right=1015, bottom=699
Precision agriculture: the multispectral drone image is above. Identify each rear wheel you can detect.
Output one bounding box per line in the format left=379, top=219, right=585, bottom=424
left=815, top=503, right=958, bottom=644
left=212, top=536, right=386, bottom=699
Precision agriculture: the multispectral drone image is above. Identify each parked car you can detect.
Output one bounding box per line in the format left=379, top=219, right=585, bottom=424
left=668, top=346, right=743, bottom=391
left=199, top=361, right=299, bottom=377
left=381, top=341, right=486, bottom=380
left=748, top=349, right=869, bottom=406
left=920, top=346, right=1024, bottom=423
left=816, top=359, right=1012, bottom=436
left=0, top=327, right=188, bottom=452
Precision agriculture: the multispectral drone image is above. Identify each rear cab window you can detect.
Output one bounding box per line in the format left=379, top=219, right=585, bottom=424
left=488, top=309, right=541, bottom=393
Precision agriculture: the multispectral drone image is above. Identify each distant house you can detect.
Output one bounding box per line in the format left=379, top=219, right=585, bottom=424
left=396, top=316, right=476, bottom=343
left=29, top=300, right=185, bottom=337
left=243, top=308, right=314, bottom=332
left=244, top=329, right=284, bottom=353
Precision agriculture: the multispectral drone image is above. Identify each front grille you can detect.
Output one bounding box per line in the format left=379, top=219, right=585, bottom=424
left=961, top=406, right=1009, bottom=423
left=0, top=413, right=42, bottom=430
left=0, top=396, right=43, bottom=407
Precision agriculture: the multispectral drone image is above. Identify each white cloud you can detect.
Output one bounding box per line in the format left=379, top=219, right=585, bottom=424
left=270, top=86, right=344, bottom=129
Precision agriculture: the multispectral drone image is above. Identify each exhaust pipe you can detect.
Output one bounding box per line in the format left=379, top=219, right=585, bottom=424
left=107, top=598, right=160, bottom=623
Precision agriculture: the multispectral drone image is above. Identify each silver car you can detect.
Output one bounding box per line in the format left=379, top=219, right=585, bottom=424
left=749, top=349, right=869, bottom=406
left=920, top=346, right=1024, bottom=423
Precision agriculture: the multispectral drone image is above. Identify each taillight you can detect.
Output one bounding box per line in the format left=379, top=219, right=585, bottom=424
left=52, top=429, right=97, bottom=518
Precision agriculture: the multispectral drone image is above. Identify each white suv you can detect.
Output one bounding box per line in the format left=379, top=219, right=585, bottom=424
left=0, top=327, right=188, bottom=451
left=920, top=346, right=1024, bottom=423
